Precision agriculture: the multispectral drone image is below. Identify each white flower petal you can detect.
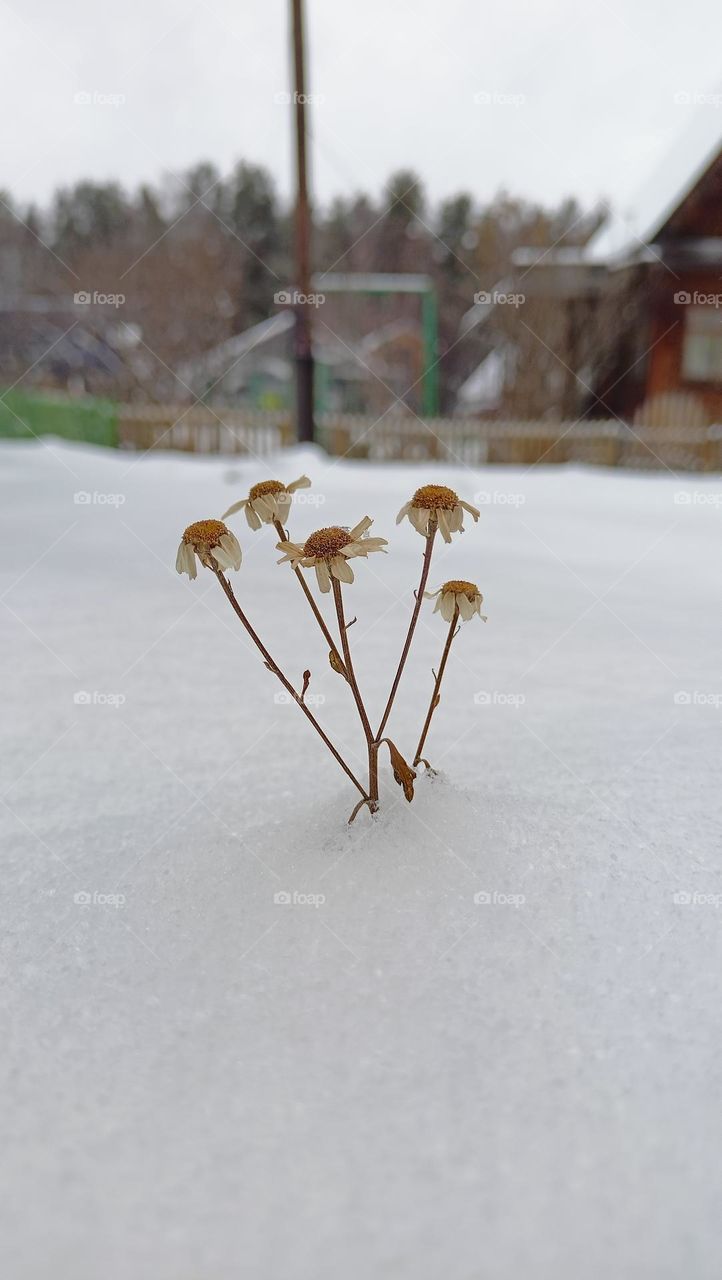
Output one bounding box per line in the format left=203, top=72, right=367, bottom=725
left=220, top=532, right=242, bottom=570
left=458, top=593, right=475, bottom=621
left=331, top=555, right=354, bottom=584
left=396, top=501, right=411, bottom=525
left=409, top=506, right=429, bottom=535
left=348, top=515, right=373, bottom=540
left=460, top=499, right=480, bottom=522
left=315, top=560, right=331, bottom=593
left=439, top=592, right=455, bottom=622
left=251, top=496, right=277, bottom=522
left=276, top=540, right=305, bottom=565
left=287, top=475, right=311, bottom=492
left=343, top=535, right=387, bottom=560
left=437, top=509, right=452, bottom=543
left=175, top=540, right=197, bottom=579
left=221, top=498, right=246, bottom=519
left=245, top=504, right=262, bottom=531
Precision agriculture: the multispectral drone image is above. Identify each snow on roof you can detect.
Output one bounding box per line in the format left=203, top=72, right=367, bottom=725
left=588, top=104, right=722, bottom=264
left=179, top=311, right=294, bottom=386
left=456, top=348, right=506, bottom=412
left=357, top=319, right=421, bottom=359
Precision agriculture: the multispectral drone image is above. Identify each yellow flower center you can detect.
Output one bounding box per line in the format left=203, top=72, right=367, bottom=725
left=303, top=527, right=351, bottom=559
left=442, top=579, right=479, bottom=599
left=183, top=519, right=227, bottom=549
left=412, top=484, right=458, bottom=510
left=249, top=479, right=286, bottom=500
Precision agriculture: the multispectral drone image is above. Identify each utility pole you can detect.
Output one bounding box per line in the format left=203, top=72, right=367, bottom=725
left=291, top=0, right=314, bottom=443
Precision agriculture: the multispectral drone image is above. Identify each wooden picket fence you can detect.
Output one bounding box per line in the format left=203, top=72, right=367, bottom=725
left=116, top=403, right=722, bottom=472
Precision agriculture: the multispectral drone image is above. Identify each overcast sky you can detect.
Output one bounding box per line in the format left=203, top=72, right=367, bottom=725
left=3, top=0, right=721, bottom=219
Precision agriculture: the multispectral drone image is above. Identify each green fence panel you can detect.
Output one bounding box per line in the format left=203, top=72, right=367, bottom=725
left=0, top=391, right=118, bottom=448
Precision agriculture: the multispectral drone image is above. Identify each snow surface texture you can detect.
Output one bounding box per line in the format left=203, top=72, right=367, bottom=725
left=2, top=438, right=722, bottom=1279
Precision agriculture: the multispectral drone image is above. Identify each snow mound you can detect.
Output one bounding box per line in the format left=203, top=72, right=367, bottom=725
left=2, top=439, right=722, bottom=1278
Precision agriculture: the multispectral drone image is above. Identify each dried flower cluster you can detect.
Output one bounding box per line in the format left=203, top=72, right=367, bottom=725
left=176, top=477, right=485, bottom=821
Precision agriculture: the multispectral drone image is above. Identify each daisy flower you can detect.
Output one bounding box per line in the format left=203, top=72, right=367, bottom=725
left=176, top=519, right=242, bottom=579
left=222, top=475, right=311, bottom=530
left=425, top=580, right=486, bottom=623
left=396, top=484, right=480, bottom=543
left=277, top=517, right=387, bottom=593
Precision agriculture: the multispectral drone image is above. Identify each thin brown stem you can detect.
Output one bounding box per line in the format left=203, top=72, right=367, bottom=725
left=413, top=606, right=459, bottom=767
left=331, top=576, right=378, bottom=810
left=215, top=570, right=368, bottom=799
left=273, top=518, right=347, bottom=676
left=331, top=577, right=373, bottom=744
left=376, top=525, right=436, bottom=741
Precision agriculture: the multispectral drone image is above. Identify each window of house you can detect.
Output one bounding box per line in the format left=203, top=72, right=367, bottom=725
left=681, top=307, right=722, bottom=383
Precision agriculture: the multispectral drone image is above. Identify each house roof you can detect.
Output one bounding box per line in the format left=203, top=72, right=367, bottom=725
left=587, top=106, right=722, bottom=263
left=178, top=311, right=294, bottom=387
left=180, top=313, right=424, bottom=398
left=0, top=308, right=125, bottom=376
left=456, top=348, right=506, bottom=413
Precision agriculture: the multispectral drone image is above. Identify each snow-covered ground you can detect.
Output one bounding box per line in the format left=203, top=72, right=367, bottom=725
left=2, top=436, right=722, bottom=1279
